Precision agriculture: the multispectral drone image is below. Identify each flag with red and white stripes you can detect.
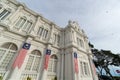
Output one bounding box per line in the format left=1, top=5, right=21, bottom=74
left=12, top=43, right=31, bottom=69
left=44, top=49, right=51, bottom=70
left=74, top=52, right=79, bottom=73
left=91, top=60, right=97, bottom=76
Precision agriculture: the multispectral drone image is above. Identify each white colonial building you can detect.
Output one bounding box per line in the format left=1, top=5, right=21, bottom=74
left=0, top=0, right=98, bottom=80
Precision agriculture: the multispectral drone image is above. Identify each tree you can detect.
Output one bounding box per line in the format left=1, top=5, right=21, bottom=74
left=0, top=76, right=3, bottom=80
left=27, top=76, right=31, bottom=80
left=54, top=76, right=57, bottom=80
left=89, top=42, right=120, bottom=80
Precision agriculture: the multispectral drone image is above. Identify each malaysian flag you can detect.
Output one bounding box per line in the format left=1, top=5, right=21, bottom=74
left=74, top=52, right=79, bottom=73
left=90, top=60, right=97, bottom=76
left=12, top=43, right=31, bottom=69
left=44, top=49, right=51, bottom=70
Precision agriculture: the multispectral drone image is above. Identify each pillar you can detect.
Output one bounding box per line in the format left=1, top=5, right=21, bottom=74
left=8, top=37, right=32, bottom=80
left=41, top=45, right=52, bottom=80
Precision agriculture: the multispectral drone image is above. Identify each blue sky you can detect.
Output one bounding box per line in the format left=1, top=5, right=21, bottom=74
left=17, top=0, right=120, bottom=54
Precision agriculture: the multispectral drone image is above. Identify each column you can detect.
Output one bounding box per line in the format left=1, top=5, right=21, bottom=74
left=8, top=37, right=32, bottom=80
left=64, top=49, right=76, bottom=80
left=88, top=54, right=98, bottom=80
left=60, top=49, right=64, bottom=80
left=41, top=45, right=52, bottom=80
left=48, top=24, right=54, bottom=44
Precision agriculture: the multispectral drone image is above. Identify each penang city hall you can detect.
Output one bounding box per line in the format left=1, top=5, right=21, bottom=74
left=0, top=0, right=98, bottom=80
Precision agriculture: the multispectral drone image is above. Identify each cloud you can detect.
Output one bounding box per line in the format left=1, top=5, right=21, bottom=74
left=17, top=0, right=120, bottom=53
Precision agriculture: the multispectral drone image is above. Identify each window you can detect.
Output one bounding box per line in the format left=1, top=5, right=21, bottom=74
left=22, top=21, right=32, bottom=32
left=80, top=61, right=84, bottom=75
left=79, top=61, right=90, bottom=75
left=83, top=62, right=88, bottom=75
left=57, top=35, right=60, bottom=44
left=25, top=50, right=41, bottom=71
left=48, top=55, right=57, bottom=73
left=53, top=34, right=60, bottom=45
left=37, top=27, right=44, bottom=37
left=53, top=34, right=57, bottom=43
left=77, top=38, right=84, bottom=48
left=0, top=43, right=17, bottom=70
left=15, top=17, right=26, bottom=29
left=20, top=74, right=37, bottom=80
left=37, top=27, right=48, bottom=39
left=21, top=50, right=41, bottom=80
left=43, top=29, right=48, bottom=38
left=0, top=9, right=10, bottom=20
left=14, top=17, right=33, bottom=32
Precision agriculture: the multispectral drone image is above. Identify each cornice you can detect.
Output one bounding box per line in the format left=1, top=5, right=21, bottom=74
left=9, top=0, right=63, bottom=31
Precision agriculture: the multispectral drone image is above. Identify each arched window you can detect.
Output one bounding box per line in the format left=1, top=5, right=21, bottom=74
left=48, top=55, right=58, bottom=73
left=25, top=50, right=41, bottom=71
left=0, top=8, right=11, bottom=20
left=0, top=42, right=17, bottom=70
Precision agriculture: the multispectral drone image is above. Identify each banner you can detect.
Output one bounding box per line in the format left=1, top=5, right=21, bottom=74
left=44, top=49, right=51, bottom=70
left=91, top=60, right=97, bottom=76
left=12, top=43, right=31, bottom=69
left=74, top=52, right=79, bottom=73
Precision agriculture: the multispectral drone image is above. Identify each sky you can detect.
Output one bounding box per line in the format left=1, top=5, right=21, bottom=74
left=17, top=0, right=120, bottom=54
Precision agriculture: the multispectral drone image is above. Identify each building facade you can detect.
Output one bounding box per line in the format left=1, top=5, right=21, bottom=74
left=0, top=0, right=98, bottom=80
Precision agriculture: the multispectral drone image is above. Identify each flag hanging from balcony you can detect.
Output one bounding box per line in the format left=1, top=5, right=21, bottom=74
left=12, top=43, right=31, bottom=69
left=44, top=49, right=51, bottom=70
left=90, top=60, right=97, bottom=76
left=74, top=52, right=79, bottom=73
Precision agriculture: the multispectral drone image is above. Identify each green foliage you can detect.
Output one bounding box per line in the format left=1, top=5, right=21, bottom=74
left=54, top=76, right=57, bottom=80
left=0, top=76, right=3, bottom=80
left=89, top=43, right=120, bottom=80
left=89, top=42, right=94, bottom=48
left=52, top=76, right=57, bottom=80
left=113, top=76, right=120, bottom=80
left=27, top=76, right=31, bottom=80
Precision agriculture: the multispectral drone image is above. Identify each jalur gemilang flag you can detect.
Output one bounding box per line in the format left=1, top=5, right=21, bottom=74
left=74, top=52, right=79, bottom=73
left=44, top=49, right=51, bottom=70
left=12, top=43, right=31, bottom=69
